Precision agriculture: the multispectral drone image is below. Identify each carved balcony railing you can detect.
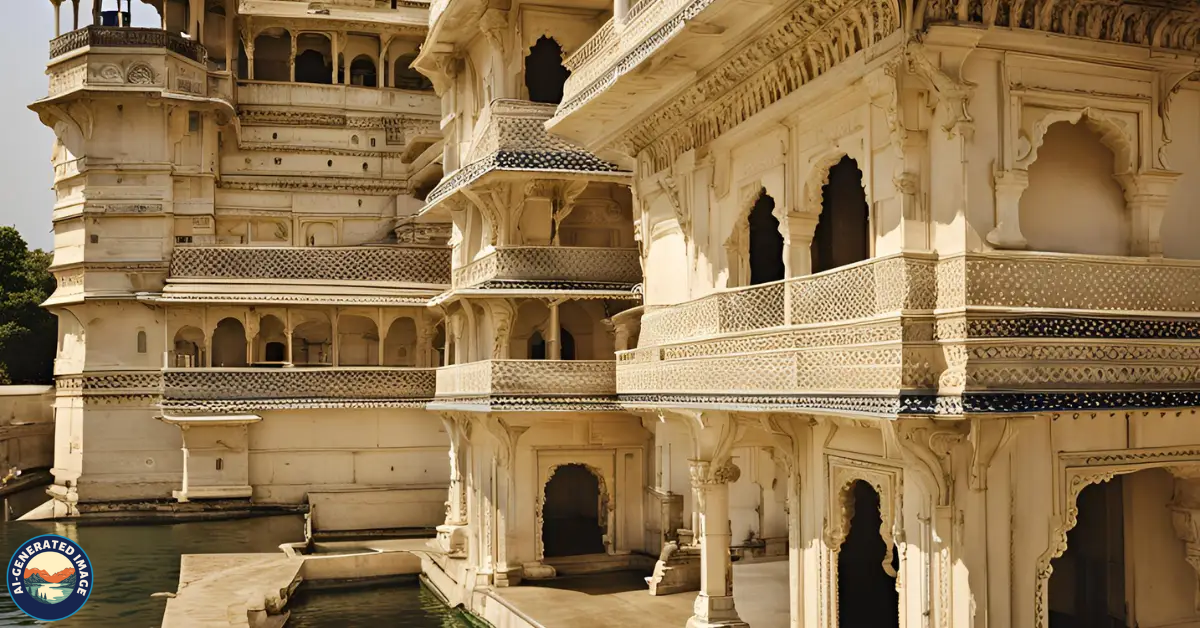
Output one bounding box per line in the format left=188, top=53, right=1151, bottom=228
left=169, top=246, right=450, bottom=286
left=435, top=360, right=617, bottom=399
left=236, top=81, right=441, bottom=115
left=619, top=251, right=1200, bottom=417
left=555, top=0, right=690, bottom=119
left=49, top=26, right=207, bottom=63
left=452, top=246, right=642, bottom=290
left=162, top=367, right=437, bottom=409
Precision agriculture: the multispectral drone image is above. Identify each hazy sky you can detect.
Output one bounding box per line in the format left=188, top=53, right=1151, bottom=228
left=1, top=2, right=160, bottom=252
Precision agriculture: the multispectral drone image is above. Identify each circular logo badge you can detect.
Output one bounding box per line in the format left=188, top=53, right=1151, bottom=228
left=6, top=535, right=93, bottom=621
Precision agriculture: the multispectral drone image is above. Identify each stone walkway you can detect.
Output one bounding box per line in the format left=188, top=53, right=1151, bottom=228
left=490, top=559, right=789, bottom=628
left=162, top=553, right=302, bottom=628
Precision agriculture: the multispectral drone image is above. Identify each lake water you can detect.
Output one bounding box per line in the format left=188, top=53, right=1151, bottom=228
left=0, top=515, right=469, bottom=627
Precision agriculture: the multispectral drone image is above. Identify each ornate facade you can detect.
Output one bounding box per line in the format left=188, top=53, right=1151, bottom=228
left=30, top=0, right=1200, bottom=627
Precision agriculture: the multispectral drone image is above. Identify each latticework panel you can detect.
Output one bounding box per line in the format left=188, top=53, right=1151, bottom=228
left=170, top=246, right=450, bottom=285
left=436, top=360, right=616, bottom=397
left=453, top=247, right=642, bottom=289
left=163, top=368, right=436, bottom=400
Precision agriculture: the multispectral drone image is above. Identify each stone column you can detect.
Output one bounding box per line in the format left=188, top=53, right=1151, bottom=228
left=436, top=413, right=471, bottom=558
left=1118, top=170, right=1180, bottom=257
left=289, top=35, right=297, bottom=82
left=330, top=308, right=340, bottom=366
left=688, top=458, right=749, bottom=628
left=781, top=213, right=818, bottom=278
left=614, top=0, right=629, bottom=23
left=547, top=302, right=561, bottom=360
left=53, top=0, right=62, bottom=37
left=985, top=169, right=1028, bottom=249
left=224, top=0, right=235, bottom=71
left=330, top=33, right=339, bottom=84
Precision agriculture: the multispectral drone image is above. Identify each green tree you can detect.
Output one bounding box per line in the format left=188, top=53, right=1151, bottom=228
left=0, top=227, right=56, bottom=385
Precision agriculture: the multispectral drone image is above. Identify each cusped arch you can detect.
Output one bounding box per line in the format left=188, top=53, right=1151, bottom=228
left=1016, top=107, right=1137, bottom=175
left=826, top=462, right=898, bottom=578
left=536, top=462, right=612, bottom=561
left=802, top=149, right=870, bottom=216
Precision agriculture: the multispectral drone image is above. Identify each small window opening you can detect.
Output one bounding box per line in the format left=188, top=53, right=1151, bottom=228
left=525, top=36, right=571, bottom=105
left=136, top=330, right=148, bottom=354
left=188, top=111, right=200, bottom=133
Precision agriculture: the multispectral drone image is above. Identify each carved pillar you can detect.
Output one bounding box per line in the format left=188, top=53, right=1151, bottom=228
left=688, top=458, right=748, bottom=628
left=486, top=416, right=528, bottom=587
left=781, top=213, right=819, bottom=278
left=224, top=0, right=234, bottom=71
left=1117, top=170, right=1180, bottom=257
left=486, top=301, right=515, bottom=360
left=436, top=414, right=472, bottom=560
left=895, top=171, right=929, bottom=250
left=289, top=34, right=297, bottom=82
left=1168, top=466, right=1200, bottom=610
left=985, top=169, right=1029, bottom=250
left=52, top=0, right=62, bottom=37
left=547, top=302, right=561, bottom=360
left=244, top=38, right=255, bottom=80
left=330, top=308, right=340, bottom=366
left=330, top=32, right=339, bottom=84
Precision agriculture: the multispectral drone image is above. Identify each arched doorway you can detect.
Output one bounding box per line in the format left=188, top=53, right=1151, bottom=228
left=1048, top=475, right=1127, bottom=628
left=211, top=318, right=247, bottom=367
left=529, top=328, right=575, bottom=360
left=525, top=36, right=570, bottom=104
left=350, top=55, right=378, bottom=87
left=748, top=190, right=784, bottom=284
left=542, top=464, right=606, bottom=558
left=837, top=480, right=898, bottom=628
left=812, top=156, right=870, bottom=274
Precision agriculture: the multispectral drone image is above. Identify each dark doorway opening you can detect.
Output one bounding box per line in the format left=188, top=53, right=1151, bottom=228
left=542, top=464, right=606, bottom=558
left=350, top=55, right=377, bottom=87
left=264, top=342, right=286, bottom=362
left=529, top=328, right=575, bottom=360
left=748, top=190, right=784, bottom=285
left=811, top=156, right=870, bottom=274
left=1048, top=476, right=1127, bottom=628
left=525, top=36, right=571, bottom=105
left=837, top=480, right=899, bottom=628
left=295, top=49, right=331, bottom=84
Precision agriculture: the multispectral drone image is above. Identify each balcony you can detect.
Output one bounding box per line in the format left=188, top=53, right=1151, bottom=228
left=159, top=246, right=450, bottom=305
left=49, top=26, right=206, bottom=63
left=235, top=81, right=440, bottom=116
left=433, top=360, right=619, bottom=411
left=452, top=246, right=641, bottom=292
left=546, top=0, right=791, bottom=149
left=424, top=100, right=630, bottom=208
left=618, top=252, right=1200, bottom=417
left=41, top=27, right=210, bottom=102
left=161, top=367, right=436, bottom=412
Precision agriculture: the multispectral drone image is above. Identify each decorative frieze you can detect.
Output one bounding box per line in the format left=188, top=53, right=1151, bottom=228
left=452, top=246, right=641, bottom=290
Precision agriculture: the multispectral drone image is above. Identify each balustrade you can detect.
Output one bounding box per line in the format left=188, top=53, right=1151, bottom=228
left=435, top=360, right=617, bottom=397
left=163, top=367, right=436, bottom=402
left=170, top=246, right=450, bottom=285
left=49, top=26, right=207, bottom=64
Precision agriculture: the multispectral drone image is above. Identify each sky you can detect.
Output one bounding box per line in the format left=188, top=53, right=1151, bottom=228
left=0, top=2, right=161, bottom=252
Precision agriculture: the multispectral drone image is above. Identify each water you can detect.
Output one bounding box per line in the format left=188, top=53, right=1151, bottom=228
left=0, top=516, right=468, bottom=627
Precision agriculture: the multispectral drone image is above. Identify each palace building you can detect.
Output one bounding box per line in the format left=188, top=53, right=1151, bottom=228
left=30, top=0, right=1200, bottom=626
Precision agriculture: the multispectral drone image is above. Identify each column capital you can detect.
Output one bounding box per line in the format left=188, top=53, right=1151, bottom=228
left=688, top=459, right=741, bottom=488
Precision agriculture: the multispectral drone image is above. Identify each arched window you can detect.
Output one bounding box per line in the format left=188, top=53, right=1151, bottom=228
left=393, top=54, right=433, bottom=91
left=211, top=318, right=247, bottom=367
left=811, top=156, right=870, bottom=274
left=350, top=55, right=377, bottom=87
left=837, top=481, right=899, bottom=628
left=173, top=326, right=205, bottom=368
left=253, top=29, right=292, bottom=82
left=136, top=330, right=147, bottom=354
left=1048, top=475, right=1128, bottom=626
left=748, top=190, right=784, bottom=285
left=525, top=36, right=570, bottom=104
left=1019, top=121, right=1128, bottom=256
left=294, top=35, right=332, bottom=85
left=383, top=318, right=418, bottom=367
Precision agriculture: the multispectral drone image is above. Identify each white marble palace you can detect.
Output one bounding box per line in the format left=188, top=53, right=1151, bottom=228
left=29, top=0, right=1200, bottom=626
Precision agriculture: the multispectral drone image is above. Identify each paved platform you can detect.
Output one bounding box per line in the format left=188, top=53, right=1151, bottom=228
left=162, top=553, right=301, bottom=628
left=488, top=559, right=789, bottom=628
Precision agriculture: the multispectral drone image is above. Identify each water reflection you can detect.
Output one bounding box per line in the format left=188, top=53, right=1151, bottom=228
left=287, top=579, right=471, bottom=628
left=0, top=515, right=305, bottom=626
